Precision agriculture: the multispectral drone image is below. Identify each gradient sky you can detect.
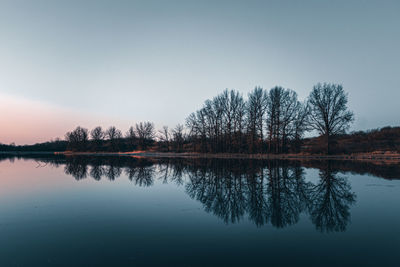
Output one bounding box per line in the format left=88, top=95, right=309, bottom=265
left=1, top=0, right=399, bottom=145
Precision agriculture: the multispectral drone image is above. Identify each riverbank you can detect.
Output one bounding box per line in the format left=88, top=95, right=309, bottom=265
left=2, top=150, right=400, bottom=162
left=57, top=151, right=400, bottom=162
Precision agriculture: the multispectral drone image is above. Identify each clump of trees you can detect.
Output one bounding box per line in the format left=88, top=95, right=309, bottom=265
left=135, top=122, right=156, bottom=150
left=65, top=126, right=89, bottom=151
left=186, top=83, right=353, bottom=154
left=61, top=83, right=357, bottom=154
left=65, top=122, right=156, bottom=152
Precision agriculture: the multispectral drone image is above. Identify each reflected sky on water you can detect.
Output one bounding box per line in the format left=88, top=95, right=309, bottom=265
left=0, top=155, right=399, bottom=266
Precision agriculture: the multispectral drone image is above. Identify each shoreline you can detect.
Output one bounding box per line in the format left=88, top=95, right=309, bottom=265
left=2, top=151, right=398, bottom=162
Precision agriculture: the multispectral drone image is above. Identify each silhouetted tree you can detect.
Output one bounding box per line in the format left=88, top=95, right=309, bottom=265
left=106, top=126, right=122, bottom=140
left=186, top=109, right=208, bottom=152
left=247, top=87, right=268, bottom=153
left=90, top=126, right=104, bottom=149
left=307, top=83, right=354, bottom=154
left=186, top=89, right=247, bottom=153
left=65, top=126, right=89, bottom=151
left=291, top=103, right=310, bottom=153
left=203, top=98, right=223, bottom=152
left=172, top=124, right=185, bottom=152
left=219, top=90, right=246, bottom=152
left=158, top=126, right=170, bottom=152
left=125, top=126, right=137, bottom=151
left=105, top=126, right=122, bottom=151
left=135, top=122, right=155, bottom=150
left=266, top=87, right=301, bottom=153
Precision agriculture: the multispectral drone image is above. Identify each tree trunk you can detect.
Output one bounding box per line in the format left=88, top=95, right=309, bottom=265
left=326, top=133, right=330, bottom=155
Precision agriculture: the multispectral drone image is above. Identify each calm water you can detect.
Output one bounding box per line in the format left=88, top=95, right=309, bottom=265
left=0, top=155, right=399, bottom=266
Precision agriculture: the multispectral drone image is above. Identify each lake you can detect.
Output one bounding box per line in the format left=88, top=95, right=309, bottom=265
left=0, top=155, right=399, bottom=266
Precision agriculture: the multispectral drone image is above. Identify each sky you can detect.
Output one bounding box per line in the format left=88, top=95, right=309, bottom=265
left=0, top=0, right=399, bottom=145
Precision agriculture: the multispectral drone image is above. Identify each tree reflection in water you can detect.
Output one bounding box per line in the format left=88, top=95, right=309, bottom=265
left=266, top=162, right=310, bottom=228
left=29, top=156, right=359, bottom=232
left=309, top=162, right=356, bottom=232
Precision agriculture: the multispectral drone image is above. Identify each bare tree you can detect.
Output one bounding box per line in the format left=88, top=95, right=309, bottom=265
left=247, top=87, right=268, bottom=153
left=186, top=109, right=208, bottom=152
left=135, top=122, right=155, bottom=150
left=105, top=126, right=122, bottom=151
left=290, top=102, right=310, bottom=153
left=233, top=93, right=246, bottom=152
left=266, top=87, right=288, bottom=153
left=172, top=124, right=185, bottom=152
left=204, top=97, right=224, bottom=152
left=65, top=126, right=89, bottom=151
left=307, top=83, right=354, bottom=154
left=279, top=89, right=300, bottom=153
left=220, top=90, right=246, bottom=152
left=158, top=126, right=170, bottom=152
left=106, top=126, right=122, bottom=140
left=126, top=126, right=137, bottom=150
left=185, top=89, right=248, bottom=153
left=90, top=126, right=104, bottom=148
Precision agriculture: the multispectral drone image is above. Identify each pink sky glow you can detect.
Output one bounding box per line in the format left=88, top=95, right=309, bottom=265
left=0, top=93, right=132, bottom=145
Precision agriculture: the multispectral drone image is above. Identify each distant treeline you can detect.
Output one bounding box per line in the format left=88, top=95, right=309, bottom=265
left=0, top=140, right=68, bottom=152
left=1, top=83, right=399, bottom=154
left=63, top=83, right=355, bottom=154
left=303, top=126, right=400, bottom=154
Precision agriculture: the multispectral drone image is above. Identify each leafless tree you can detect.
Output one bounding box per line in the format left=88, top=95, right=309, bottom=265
left=247, top=87, right=268, bottom=153
left=307, top=83, right=354, bottom=154
left=125, top=126, right=137, bottom=150
left=158, top=126, right=170, bottom=152
left=90, top=126, right=104, bottom=147
left=172, top=124, right=185, bottom=152
left=290, top=102, right=310, bottom=153
left=279, top=89, right=300, bottom=153
left=220, top=90, right=246, bottom=152
left=183, top=83, right=354, bottom=154
left=135, top=122, right=155, bottom=150
left=266, top=87, right=301, bottom=153
left=186, top=89, right=248, bottom=153
left=105, top=126, right=122, bottom=151
left=204, top=97, right=224, bottom=152
left=106, top=126, right=122, bottom=140
left=65, top=126, right=89, bottom=151
left=186, top=109, right=208, bottom=152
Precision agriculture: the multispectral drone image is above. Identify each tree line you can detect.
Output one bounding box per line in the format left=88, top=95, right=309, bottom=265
left=186, top=82, right=353, bottom=154
left=63, top=82, right=354, bottom=154
left=65, top=122, right=156, bottom=152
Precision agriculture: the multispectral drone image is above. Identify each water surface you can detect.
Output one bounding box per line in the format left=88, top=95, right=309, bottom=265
left=0, top=155, right=399, bottom=266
